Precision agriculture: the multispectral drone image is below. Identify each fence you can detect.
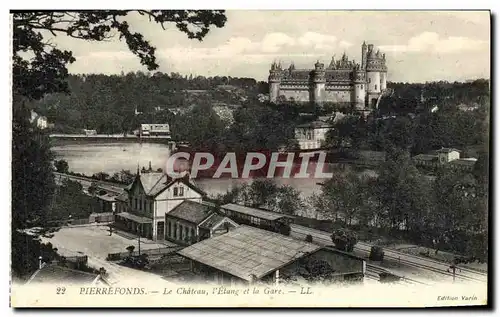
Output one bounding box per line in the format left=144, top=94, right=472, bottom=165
left=69, top=218, right=90, bottom=225
left=106, top=246, right=183, bottom=261
left=57, top=255, right=89, bottom=270
left=89, top=213, right=115, bottom=223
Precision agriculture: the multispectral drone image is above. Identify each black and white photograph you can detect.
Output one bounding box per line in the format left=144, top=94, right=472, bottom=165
left=9, top=9, right=490, bottom=308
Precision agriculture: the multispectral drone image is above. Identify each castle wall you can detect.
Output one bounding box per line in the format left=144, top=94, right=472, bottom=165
left=366, top=71, right=381, bottom=94
left=270, top=83, right=280, bottom=102
left=279, top=88, right=311, bottom=102
left=314, top=83, right=326, bottom=103
left=269, top=42, right=387, bottom=109
left=324, top=87, right=353, bottom=103
left=380, top=72, right=387, bottom=90
left=354, top=83, right=366, bottom=109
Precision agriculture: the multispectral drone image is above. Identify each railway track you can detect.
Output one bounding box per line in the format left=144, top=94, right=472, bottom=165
left=290, top=224, right=487, bottom=284
left=355, top=243, right=486, bottom=283
left=54, top=172, right=126, bottom=195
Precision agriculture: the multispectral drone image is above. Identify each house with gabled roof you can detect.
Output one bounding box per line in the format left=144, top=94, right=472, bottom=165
left=115, top=171, right=206, bottom=241
left=165, top=200, right=238, bottom=245
left=177, top=225, right=365, bottom=286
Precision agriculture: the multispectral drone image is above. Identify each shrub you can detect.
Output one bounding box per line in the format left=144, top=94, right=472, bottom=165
left=126, top=245, right=135, bottom=255
left=369, top=246, right=385, bottom=261
left=331, top=229, right=357, bottom=252
left=305, top=234, right=313, bottom=243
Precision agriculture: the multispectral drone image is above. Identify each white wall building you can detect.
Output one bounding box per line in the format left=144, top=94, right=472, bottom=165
left=30, top=111, right=48, bottom=129
left=115, top=172, right=204, bottom=241
left=295, top=121, right=334, bottom=150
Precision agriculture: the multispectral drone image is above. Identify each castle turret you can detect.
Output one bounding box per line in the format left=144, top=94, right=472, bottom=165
left=269, top=61, right=282, bottom=103
left=361, top=41, right=368, bottom=69
left=380, top=54, right=387, bottom=91
left=313, top=61, right=326, bottom=104
left=353, top=66, right=366, bottom=110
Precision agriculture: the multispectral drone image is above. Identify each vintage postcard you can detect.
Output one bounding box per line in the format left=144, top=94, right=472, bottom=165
left=10, top=10, right=490, bottom=308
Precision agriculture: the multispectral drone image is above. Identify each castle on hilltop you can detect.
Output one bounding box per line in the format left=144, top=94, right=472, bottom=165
left=268, top=42, right=388, bottom=112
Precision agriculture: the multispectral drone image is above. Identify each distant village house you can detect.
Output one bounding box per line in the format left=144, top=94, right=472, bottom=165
left=138, top=123, right=171, bottom=137
left=30, top=111, right=49, bottom=129
left=295, top=120, right=334, bottom=151
left=413, top=148, right=477, bottom=172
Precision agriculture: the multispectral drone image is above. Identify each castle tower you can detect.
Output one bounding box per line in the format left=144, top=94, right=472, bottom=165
left=380, top=53, right=388, bottom=90
left=353, top=66, right=366, bottom=110
left=365, top=44, right=382, bottom=108
left=268, top=61, right=282, bottom=103
left=312, top=60, right=326, bottom=105
left=361, top=41, right=368, bottom=70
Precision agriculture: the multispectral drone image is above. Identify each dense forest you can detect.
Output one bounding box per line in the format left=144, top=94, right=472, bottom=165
left=325, top=79, right=490, bottom=156
left=32, top=72, right=268, bottom=134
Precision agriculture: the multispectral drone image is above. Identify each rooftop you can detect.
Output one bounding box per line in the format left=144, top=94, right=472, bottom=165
left=296, top=121, right=335, bottom=129
left=413, top=154, right=438, bottom=161
left=126, top=173, right=205, bottom=197
left=136, top=173, right=171, bottom=196
left=115, top=191, right=128, bottom=202
left=96, top=193, right=117, bottom=202
left=90, top=212, right=114, bottom=217
left=177, top=225, right=321, bottom=281
left=198, top=213, right=225, bottom=230
left=221, top=203, right=291, bottom=221
left=116, top=212, right=152, bottom=224
left=168, top=200, right=211, bottom=224
left=435, top=148, right=461, bottom=154
left=449, top=159, right=477, bottom=167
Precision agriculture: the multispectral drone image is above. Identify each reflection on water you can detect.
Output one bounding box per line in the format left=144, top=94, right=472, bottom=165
left=53, top=142, right=376, bottom=198
left=195, top=177, right=322, bottom=198
left=52, top=143, right=171, bottom=175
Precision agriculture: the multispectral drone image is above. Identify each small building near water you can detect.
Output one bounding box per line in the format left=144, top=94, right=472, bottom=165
left=295, top=120, right=334, bottom=150
left=413, top=148, right=477, bottom=172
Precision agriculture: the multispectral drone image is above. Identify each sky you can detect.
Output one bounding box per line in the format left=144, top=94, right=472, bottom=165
left=50, top=11, right=490, bottom=83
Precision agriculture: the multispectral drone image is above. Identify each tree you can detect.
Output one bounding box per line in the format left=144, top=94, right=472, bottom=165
left=430, top=169, right=486, bottom=259
left=215, top=180, right=303, bottom=216
left=49, top=179, right=97, bottom=221
left=92, top=172, right=110, bottom=181
left=311, top=168, right=370, bottom=225
left=372, top=147, right=433, bottom=235
left=126, top=245, right=135, bottom=256
left=171, top=103, right=226, bottom=151
left=53, top=159, right=69, bottom=173
left=249, top=179, right=279, bottom=208
left=110, top=169, right=135, bottom=184
left=13, top=11, right=227, bottom=99
left=272, top=185, right=303, bottom=216
left=12, top=10, right=227, bottom=279
left=12, top=96, right=56, bottom=230
left=331, top=229, right=357, bottom=252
